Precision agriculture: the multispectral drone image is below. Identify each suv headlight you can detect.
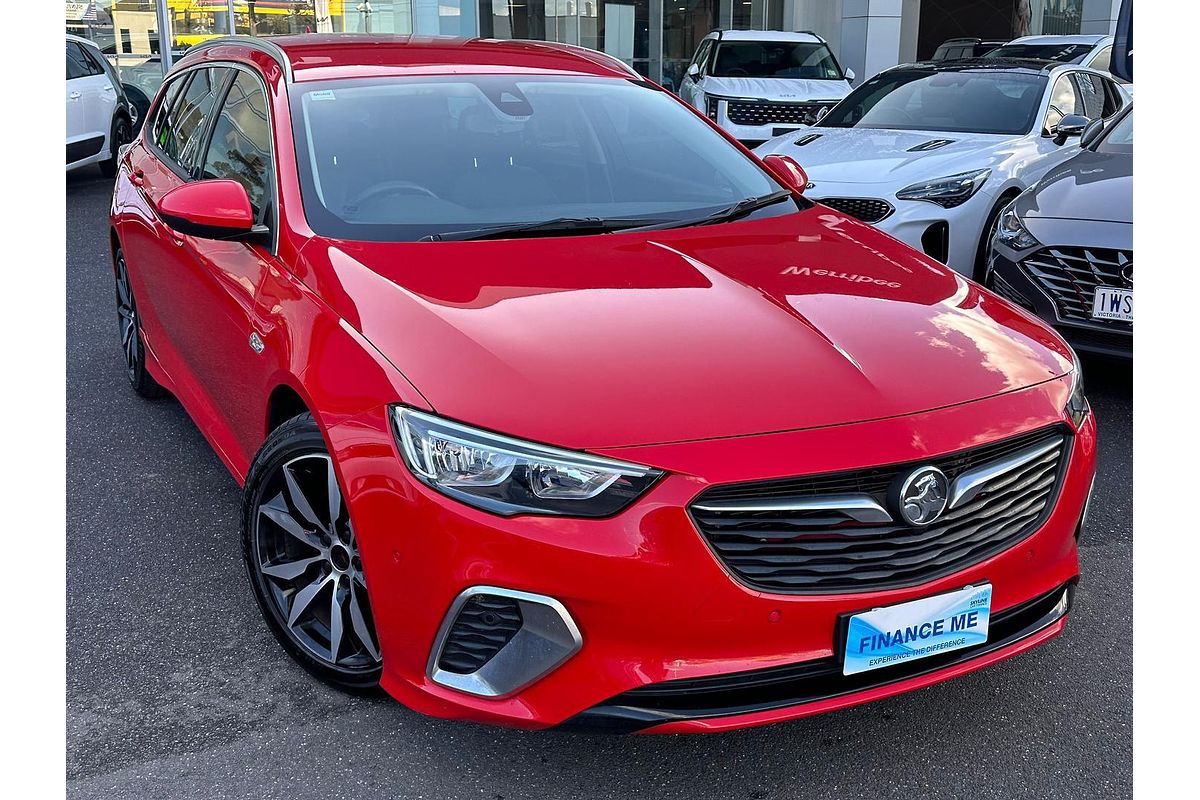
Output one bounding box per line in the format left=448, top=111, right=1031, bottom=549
left=896, top=168, right=991, bottom=208
left=1065, top=349, right=1090, bottom=429
left=392, top=407, right=662, bottom=517
left=995, top=204, right=1041, bottom=250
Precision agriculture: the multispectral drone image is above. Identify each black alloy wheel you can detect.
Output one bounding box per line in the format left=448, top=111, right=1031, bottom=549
left=243, top=414, right=383, bottom=691
left=113, top=248, right=165, bottom=399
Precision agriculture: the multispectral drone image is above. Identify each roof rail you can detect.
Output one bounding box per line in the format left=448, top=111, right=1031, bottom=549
left=182, top=35, right=293, bottom=82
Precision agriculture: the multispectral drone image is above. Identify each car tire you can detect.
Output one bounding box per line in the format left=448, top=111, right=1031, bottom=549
left=98, top=113, right=132, bottom=178
left=973, top=194, right=1018, bottom=282
left=113, top=248, right=166, bottom=399
left=242, top=413, right=384, bottom=693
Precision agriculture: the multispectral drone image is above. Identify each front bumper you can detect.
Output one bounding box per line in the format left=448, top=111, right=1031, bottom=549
left=987, top=243, right=1133, bottom=359
left=327, top=376, right=1095, bottom=732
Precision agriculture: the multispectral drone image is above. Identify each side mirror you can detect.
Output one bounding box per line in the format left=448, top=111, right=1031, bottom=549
left=1079, top=117, right=1106, bottom=149
left=157, top=179, right=263, bottom=241
left=844, top=67, right=856, bottom=82
left=687, top=63, right=700, bottom=79
left=762, top=154, right=809, bottom=195
left=1052, top=114, right=1091, bottom=145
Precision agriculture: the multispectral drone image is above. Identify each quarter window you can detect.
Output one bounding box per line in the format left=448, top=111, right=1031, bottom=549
left=201, top=71, right=274, bottom=223
left=66, top=42, right=102, bottom=80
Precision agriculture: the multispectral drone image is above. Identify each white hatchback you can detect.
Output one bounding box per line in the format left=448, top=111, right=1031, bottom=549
left=66, top=34, right=136, bottom=176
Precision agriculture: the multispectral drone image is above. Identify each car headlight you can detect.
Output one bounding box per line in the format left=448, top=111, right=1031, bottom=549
left=705, top=95, right=721, bottom=121
left=896, top=168, right=991, bottom=208
left=995, top=204, right=1041, bottom=250
left=392, top=407, right=663, bottom=517
left=1065, top=348, right=1090, bottom=429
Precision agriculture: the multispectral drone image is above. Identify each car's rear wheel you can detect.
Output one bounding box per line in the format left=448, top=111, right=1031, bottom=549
left=99, top=114, right=131, bottom=178
left=242, top=414, right=383, bottom=691
left=114, top=248, right=165, bottom=399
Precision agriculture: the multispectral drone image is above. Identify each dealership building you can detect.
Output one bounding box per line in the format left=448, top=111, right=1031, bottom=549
left=68, top=0, right=1124, bottom=95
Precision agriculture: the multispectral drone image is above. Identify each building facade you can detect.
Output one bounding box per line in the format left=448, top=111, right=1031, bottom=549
left=67, top=0, right=1123, bottom=96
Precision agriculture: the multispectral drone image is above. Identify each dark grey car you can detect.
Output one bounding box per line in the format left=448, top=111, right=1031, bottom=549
left=985, top=104, right=1132, bottom=357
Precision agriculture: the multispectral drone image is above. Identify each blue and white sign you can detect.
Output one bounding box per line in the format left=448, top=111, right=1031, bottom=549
left=843, top=584, right=992, bottom=676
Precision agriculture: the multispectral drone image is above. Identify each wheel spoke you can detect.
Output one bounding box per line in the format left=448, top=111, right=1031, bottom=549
left=284, top=463, right=324, bottom=529
left=260, top=553, right=324, bottom=581
left=259, top=493, right=323, bottom=550
left=327, top=460, right=342, bottom=528
left=349, top=580, right=380, bottom=662
left=329, top=579, right=346, bottom=663
left=287, top=574, right=329, bottom=628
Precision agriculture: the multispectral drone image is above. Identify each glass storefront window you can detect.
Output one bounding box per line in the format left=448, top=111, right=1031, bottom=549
left=67, top=1, right=165, bottom=121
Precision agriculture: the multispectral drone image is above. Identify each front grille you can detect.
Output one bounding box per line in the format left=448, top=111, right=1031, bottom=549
left=562, top=583, right=1073, bottom=733
left=818, top=197, right=894, bottom=223
left=726, top=100, right=833, bottom=127
left=689, top=427, right=1070, bottom=594
left=436, top=593, right=523, bottom=674
left=989, top=272, right=1035, bottom=311
left=1021, top=246, right=1132, bottom=327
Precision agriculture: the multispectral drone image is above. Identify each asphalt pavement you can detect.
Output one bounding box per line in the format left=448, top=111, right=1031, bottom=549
left=66, top=168, right=1133, bottom=799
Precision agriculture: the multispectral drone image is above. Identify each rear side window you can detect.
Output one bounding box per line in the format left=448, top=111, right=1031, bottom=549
left=201, top=71, right=273, bottom=221
left=156, top=67, right=230, bottom=174
left=66, top=42, right=102, bottom=80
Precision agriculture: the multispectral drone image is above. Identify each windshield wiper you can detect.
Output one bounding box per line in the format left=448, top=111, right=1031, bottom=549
left=418, top=217, right=670, bottom=242
left=623, top=190, right=795, bottom=234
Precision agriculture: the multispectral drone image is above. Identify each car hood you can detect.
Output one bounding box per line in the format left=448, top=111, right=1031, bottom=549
left=702, top=76, right=852, bottom=104
left=754, top=127, right=1020, bottom=186
left=1015, top=149, right=1132, bottom=224
left=300, top=210, right=1071, bottom=450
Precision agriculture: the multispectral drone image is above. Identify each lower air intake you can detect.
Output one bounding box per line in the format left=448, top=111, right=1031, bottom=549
left=436, top=594, right=523, bottom=674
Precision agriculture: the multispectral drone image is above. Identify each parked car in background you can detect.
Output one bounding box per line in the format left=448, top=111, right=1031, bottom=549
left=987, top=105, right=1132, bottom=358
left=931, top=37, right=1008, bottom=61
left=986, top=35, right=1118, bottom=76
left=110, top=35, right=1096, bottom=733
left=66, top=34, right=136, bottom=176
left=753, top=59, right=1128, bottom=277
left=679, top=30, right=854, bottom=147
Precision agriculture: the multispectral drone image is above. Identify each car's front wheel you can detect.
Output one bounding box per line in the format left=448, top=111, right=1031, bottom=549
left=242, top=414, right=383, bottom=691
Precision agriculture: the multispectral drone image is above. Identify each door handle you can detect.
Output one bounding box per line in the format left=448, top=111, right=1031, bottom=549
left=68, top=91, right=81, bottom=100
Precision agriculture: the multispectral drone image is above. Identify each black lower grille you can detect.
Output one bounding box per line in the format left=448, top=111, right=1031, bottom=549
left=689, top=427, right=1070, bottom=594
left=562, top=582, right=1073, bottom=733
left=1020, top=246, right=1132, bottom=327
left=989, top=272, right=1035, bottom=311
left=726, top=100, right=833, bottom=127
left=818, top=197, right=894, bottom=223
left=436, top=594, right=523, bottom=674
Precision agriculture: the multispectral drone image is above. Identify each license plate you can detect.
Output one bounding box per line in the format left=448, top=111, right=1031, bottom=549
left=843, top=584, right=992, bottom=676
left=1092, top=286, right=1133, bottom=322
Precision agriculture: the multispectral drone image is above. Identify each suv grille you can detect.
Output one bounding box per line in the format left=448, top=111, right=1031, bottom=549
left=689, top=427, right=1069, bottom=594
left=818, top=197, right=894, bottom=223
left=1021, top=247, right=1132, bottom=327
left=726, top=100, right=833, bottom=127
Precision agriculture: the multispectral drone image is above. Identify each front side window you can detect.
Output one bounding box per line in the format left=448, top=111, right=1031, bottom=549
left=711, top=41, right=843, bottom=80
left=290, top=76, right=783, bottom=242
left=1045, top=73, right=1083, bottom=130
left=819, top=68, right=1047, bottom=135
left=1073, top=72, right=1104, bottom=119
left=202, top=71, right=273, bottom=222
left=1096, top=110, right=1133, bottom=153
left=691, top=41, right=713, bottom=77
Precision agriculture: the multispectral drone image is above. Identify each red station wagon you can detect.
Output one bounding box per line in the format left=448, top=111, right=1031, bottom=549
left=109, top=35, right=1097, bottom=732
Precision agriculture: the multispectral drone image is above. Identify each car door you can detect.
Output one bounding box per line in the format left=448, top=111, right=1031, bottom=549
left=66, top=41, right=110, bottom=165
left=122, top=67, right=232, bottom=407
left=172, top=68, right=286, bottom=463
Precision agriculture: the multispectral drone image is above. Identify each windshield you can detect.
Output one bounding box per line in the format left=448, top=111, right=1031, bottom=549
left=1096, top=109, right=1133, bottom=153
left=712, top=41, right=843, bottom=80
left=818, top=68, right=1046, bottom=135
left=290, top=76, right=786, bottom=242
left=985, top=43, right=1094, bottom=63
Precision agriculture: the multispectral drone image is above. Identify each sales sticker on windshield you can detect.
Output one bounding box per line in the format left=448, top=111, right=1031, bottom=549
left=843, top=584, right=992, bottom=676
left=308, top=90, right=337, bottom=102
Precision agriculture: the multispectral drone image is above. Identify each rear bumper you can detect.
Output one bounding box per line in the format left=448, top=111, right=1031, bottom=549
left=326, top=377, right=1095, bottom=732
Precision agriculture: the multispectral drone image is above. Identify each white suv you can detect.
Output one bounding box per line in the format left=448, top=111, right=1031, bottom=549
left=66, top=34, right=136, bottom=176
left=678, top=30, right=854, bottom=147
